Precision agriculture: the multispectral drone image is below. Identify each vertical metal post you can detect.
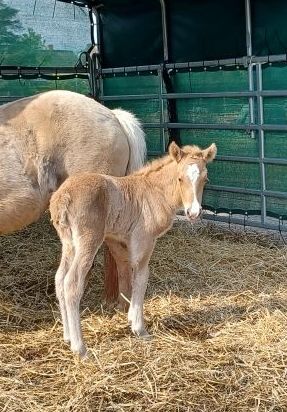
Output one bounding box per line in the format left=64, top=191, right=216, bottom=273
left=256, top=63, right=267, bottom=224
left=245, top=0, right=255, bottom=139
left=89, top=7, right=103, bottom=99
left=158, top=67, right=167, bottom=153
left=159, top=0, right=169, bottom=62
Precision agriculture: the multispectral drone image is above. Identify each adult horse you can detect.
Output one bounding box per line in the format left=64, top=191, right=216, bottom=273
left=0, top=89, right=146, bottom=306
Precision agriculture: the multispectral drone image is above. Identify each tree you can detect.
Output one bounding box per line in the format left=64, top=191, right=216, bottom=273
left=0, top=0, right=88, bottom=97
left=0, top=0, right=21, bottom=62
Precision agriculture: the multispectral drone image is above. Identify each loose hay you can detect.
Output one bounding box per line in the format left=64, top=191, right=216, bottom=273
left=0, top=214, right=287, bottom=411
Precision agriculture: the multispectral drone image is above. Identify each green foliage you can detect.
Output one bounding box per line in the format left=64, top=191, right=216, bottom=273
left=0, top=0, right=89, bottom=97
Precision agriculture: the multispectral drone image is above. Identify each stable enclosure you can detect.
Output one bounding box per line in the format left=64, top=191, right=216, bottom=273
left=1, top=2, right=287, bottom=411
left=1, top=0, right=287, bottom=231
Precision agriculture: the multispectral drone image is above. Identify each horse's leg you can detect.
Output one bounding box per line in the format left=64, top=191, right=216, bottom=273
left=128, top=237, right=155, bottom=338
left=105, top=238, right=132, bottom=311
left=54, top=228, right=75, bottom=343
left=64, top=233, right=103, bottom=356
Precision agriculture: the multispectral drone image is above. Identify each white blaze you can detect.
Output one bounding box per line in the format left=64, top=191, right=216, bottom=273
left=186, top=164, right=200, bottom=183
left=185, top=164, right=201, bottom=217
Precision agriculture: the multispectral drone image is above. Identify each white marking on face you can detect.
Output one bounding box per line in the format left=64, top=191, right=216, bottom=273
left=184, top=164, right=202, bottom=219
left=186, top=164, right=200, bottom=183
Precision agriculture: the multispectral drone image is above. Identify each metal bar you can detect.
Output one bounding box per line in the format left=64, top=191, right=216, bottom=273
left=206, top=184, right=287, bottom=199
left=2, top=54, right=287, bottom=76
left=163, top=92, right=254, bottom=98
left=245, top=0, right=256, bottom=140
left=101, top=65, right=161, bottom=75
left=256, top=64, right=267, bottom=224
left=101, top=94, right=159, bottom=101
left=0, top=67, right=88, bottom=73
left=159, top=0, right=169, bottom=62
left=158, top=68, right=166, bottom=153
left=98, top=90, right=287, bottom=100
left=166, top=122, right=287, bottom=131
left=91, top=54, right=287, bottom=75
left=141, top=122, right=287, bottom=132
left=166, top=123, right=254, bottom=130
left=245, top=0, right=252, bottom=57
left=216, top=155, right=287, bottom=166
left=203, top=214, right=287, bottom=232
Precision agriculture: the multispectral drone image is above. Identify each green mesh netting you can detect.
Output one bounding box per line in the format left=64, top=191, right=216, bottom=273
left=0, top=0, right=90, bottom=96
left=103, top=64, right=287, bottom=219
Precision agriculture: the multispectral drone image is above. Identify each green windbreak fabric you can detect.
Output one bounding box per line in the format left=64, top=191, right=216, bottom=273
left=97, top=0, right=163, bottom=68
left=0, top=0, right=90, bottom=96
left=0, top=0, right=91, bottom=66
left=252, top=0, right=287, bottom=56
left=103, top=73, right=165, bottom=153
left=166, top=0, right=246, bottom=63
left=103, top=64, right=287, bottom=219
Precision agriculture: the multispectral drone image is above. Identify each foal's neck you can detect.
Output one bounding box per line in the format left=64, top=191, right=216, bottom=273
left=139, top=157, right=181, bottom=211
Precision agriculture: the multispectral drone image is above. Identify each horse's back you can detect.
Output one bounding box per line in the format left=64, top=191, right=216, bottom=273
left=0, top=90, right=139, bottom=234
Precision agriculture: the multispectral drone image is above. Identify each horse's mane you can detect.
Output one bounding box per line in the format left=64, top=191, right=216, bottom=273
left=132, top=154, right=172, bottom=177
left=133, top=145, right=205, bottom=177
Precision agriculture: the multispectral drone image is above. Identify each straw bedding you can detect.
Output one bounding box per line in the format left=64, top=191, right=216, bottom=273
left=0, top=214, right=287, bottom=411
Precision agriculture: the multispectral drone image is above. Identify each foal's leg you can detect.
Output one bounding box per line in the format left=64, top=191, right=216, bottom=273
left=105, top=238, right=132, bottom=311
left=64, top=233, right=103, bottom=356
left=128, top=238, right=155, bottom=338
left=55, top=235, right=75, bottom=343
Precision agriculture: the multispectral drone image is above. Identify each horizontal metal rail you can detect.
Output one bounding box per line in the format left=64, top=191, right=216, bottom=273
left=165, top=123, right=287, bottom=131
left=0, top=66, right=88, bottom=74
left=100, top=90, right=287, bottom=101
left=203, top=213, right=287, bottom=232
left=207, top=184, right=287, bottom=199
left=95, top=54, right=287, bottom=75
left=142, top=122, right=287, bottom=133
left=216, top=156, right=287, bottom=166
left=100, top=94, right=159, bottom=101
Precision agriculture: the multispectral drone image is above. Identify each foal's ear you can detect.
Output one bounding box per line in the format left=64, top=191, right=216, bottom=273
left=169, top=141, right=184, bottom=162
left=202, top=143, right=217, bottom=163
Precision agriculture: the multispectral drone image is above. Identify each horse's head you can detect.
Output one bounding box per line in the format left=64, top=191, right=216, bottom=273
left=169, top=141, right=217, bottom=222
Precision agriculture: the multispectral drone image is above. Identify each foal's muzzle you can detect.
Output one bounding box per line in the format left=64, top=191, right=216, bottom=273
left=185, top=206, right=203, bottom=222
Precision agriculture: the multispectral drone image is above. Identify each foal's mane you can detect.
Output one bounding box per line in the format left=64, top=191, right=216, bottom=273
left=132, top=154, right=172, bottom=177
left=133, top=145, right=204, bottom=177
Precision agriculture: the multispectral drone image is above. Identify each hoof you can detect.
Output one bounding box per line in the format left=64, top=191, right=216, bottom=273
left=71, top=345, right=87, bottom=359
left=138, top=331, right=153, bottom=341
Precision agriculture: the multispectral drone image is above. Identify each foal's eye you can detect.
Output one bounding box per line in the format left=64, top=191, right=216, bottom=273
left=178, top=177, right=182, bottom=182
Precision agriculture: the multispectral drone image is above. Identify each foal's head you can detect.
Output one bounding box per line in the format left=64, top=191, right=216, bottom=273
left=169, top=141, right=217, bottom=222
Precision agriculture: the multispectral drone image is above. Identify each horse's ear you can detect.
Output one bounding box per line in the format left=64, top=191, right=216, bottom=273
left=169, top=141, right=184, bottom=163
left=202, top=143, right=217, bottom=163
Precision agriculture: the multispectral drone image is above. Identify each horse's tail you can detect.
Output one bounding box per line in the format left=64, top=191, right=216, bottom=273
left=104, top=110, right=146, bottom=307
left=112, top=109, right=146, bottom=174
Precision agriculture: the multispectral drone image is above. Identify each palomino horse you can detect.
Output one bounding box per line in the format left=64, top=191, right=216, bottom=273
left=50, top=141, right=217, bottom=356
left=0, top=90, right=146, bottom=306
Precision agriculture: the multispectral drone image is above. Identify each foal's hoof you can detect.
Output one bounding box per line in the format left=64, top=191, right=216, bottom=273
left=71, top=345, right=87, bottom=359
left=132, top=328, right=153, bottom=341
left=139, top=332, right=153, bottom=341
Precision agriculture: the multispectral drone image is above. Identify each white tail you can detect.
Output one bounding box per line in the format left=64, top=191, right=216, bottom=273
left=112, top=109, right=146, bottom=174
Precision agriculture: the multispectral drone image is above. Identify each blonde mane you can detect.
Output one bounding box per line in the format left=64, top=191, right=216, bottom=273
left=133, top=144, right=205, bottom=177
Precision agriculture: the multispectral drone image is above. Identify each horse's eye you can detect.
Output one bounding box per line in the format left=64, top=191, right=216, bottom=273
left=178, top=177, right=182, bottom=182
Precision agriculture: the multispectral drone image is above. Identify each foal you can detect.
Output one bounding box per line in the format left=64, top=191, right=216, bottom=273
left=50, top=142, right=217, bottom=356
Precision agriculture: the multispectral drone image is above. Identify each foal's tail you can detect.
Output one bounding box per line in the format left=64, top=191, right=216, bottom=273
left=112, top=109, right=146, bottom=174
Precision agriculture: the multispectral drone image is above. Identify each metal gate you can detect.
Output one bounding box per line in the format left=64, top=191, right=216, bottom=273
left=1, top=0, right=287, bottom=231
left=92, top=0, right=287, bottom=232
